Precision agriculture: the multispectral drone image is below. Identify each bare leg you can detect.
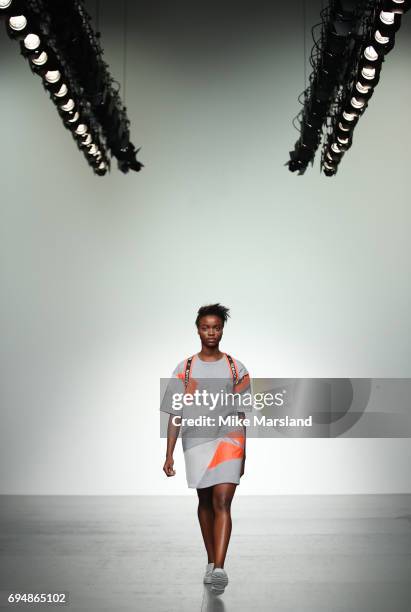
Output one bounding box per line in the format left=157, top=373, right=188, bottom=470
left=212, top=483, right=237, bottom=568
left=196, top=486, right=215, bottom=563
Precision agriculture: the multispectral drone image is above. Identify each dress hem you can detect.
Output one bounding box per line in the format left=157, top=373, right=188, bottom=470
left=189, top=479, right=241, bottom=489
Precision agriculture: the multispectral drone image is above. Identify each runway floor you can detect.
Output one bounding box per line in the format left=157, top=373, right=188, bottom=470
left=0, top=495, right=410, bottom=612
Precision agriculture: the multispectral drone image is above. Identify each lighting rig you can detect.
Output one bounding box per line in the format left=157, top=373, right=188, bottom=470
left=322, top=0, right=409, bottom=175
left=0, top=0, right=143, bottom=176
left=288, top=0, right=409, bottom=177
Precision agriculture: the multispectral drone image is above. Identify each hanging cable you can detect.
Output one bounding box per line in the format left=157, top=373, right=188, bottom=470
left=303, top=0, right=307, bottom=91
left=122, top=0, right=127, bottom=106
left=95, top=0, right=100, bottom=33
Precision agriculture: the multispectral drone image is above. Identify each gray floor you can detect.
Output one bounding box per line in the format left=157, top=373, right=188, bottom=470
left=0, top=495, right=410, bottom=612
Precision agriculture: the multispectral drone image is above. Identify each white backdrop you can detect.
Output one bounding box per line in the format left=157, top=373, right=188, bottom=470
left=1, top=2, right=410, bottom=494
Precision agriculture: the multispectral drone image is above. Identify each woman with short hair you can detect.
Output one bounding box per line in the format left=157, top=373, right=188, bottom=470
left=161, top=303, right=250, bottom=596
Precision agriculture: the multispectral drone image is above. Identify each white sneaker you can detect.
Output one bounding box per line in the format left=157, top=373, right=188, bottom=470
left=211, top=567, right=228, bottom=595
left=203, top=562, right=214, bottom=584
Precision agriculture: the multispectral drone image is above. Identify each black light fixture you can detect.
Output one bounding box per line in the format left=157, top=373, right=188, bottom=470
left=1, top=0, right=143, bottom=176
left=287, top=0, right=368, bottom=175
left=321, top=0, right=409, bottom=176
left=288, top=0, right=409, bottom=177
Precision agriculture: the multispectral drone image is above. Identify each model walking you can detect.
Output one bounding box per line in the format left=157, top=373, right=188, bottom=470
left=161, top=303, right=250, bottom=595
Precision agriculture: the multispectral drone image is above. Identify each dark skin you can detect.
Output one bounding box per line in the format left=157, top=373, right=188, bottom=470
left=163, top=314, right=246, bottom=568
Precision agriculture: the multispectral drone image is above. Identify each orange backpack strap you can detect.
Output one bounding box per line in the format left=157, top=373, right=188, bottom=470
left=225, top=353, right=239, bottom=385
left=184, top=355, right=194, bottom=389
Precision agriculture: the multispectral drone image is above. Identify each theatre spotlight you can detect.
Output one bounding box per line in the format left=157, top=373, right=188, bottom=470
left=54, top=84, right=68, bottom=98
left=363, top=45, right=380, bottom=61
left=355, top=81, right=371, bottom=94
left=9, top=14, right=26, bottom=30
left=44, top=70, right=60, bottom=83
left=357, top=64, right=381, bottom=87
left=23, top=32, right=40, bottom=50
left=30, top=50, right=47, bottom=66
left=371, top=28, right=396, bottom=53
left=75, top=124, right=88, bottom=136
left=6, top=12, right=27, bottom=39
left=61, top=99, right=75, bottom=112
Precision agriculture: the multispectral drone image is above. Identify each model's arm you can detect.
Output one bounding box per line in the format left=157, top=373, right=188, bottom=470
left=237, top=411, right=247, bottom=476
left=163, top=414, right=181, bottom=477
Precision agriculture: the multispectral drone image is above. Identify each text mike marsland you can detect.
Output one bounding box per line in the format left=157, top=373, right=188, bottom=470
left=171, top=415, right=313, bottom=427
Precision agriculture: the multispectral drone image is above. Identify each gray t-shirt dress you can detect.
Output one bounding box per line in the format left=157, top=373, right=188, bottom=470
left=161, top=353, right=250, bottom=489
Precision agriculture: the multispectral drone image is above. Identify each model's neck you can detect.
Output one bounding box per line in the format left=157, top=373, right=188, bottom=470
left=198, top=346, right=223, bottom=361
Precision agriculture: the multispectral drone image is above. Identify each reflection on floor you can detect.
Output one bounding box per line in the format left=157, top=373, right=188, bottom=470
left=0, top=495, right=410, bottom=611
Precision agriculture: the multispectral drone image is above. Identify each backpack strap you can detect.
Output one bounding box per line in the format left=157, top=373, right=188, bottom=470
left=225, top=353, right=239, bottom=385
left=184, top=353, right=239, bottom=387
left=184, top=355, right=194, bottom=389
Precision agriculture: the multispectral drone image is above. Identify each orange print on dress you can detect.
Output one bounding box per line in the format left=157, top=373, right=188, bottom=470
left=207, top=440, right=244, bottom=469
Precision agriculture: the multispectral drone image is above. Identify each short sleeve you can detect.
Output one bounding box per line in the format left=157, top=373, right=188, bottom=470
left=160, top=361, right=186, bottom=415
left=233, top=359, right=252, bottom=413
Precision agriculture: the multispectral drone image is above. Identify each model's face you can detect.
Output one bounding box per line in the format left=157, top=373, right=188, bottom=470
left=197, top=315, right=224, bottom=347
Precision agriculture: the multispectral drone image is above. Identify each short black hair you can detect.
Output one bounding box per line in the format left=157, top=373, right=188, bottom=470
left=195, top=303, right=230, bottom=327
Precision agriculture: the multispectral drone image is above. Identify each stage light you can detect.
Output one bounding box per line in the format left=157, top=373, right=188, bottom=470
left=380, top=10, right=395, bottom=24
left=338, top=122, right=350, bottom=132
left=364, top=45, right=379, bottom=61
left=45, top=70, right=60, bottom=83
left=0, top=0, right=12, bottom=9
left=351, top=96, right=366, bottom=109
left=88, top=144, right=98, bottom=155
left=75, top=124, right=87, bottom=136
left=361, top=66, right=376, bottom=80
left=331, top=143, right=342, bottom=154
left=374, top=29, right=390, bottom=43
left=82, top=135, right=92, bottom=146
left=96, top=162, right=108, bottom=176
left=355, top=81, right=371, bottom=94
left=54, top=84, right=68, bottom=97
left=67, top=112, right=79, bottom=123
left=9, top=15, right=26, bottom=31
left=31, top=51, right=47, bottom=66
left=23, top=33, right=40, bottom=50
left=61, top=99, right=75, bottom=112
left=343, top=110, right=356, bottom=121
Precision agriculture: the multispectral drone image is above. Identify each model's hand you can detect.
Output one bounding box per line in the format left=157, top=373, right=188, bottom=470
left=163, top=456, right=176, bottom=477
